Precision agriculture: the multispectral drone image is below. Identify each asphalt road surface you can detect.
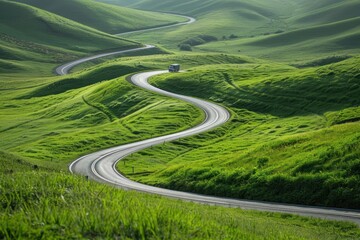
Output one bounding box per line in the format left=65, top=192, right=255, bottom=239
left=56, top=14, right=360, bottom=225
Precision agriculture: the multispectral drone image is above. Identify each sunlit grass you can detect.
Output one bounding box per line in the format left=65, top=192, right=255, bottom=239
left=118, top=56, right=360, bottom=208
left=1, top=152, right=359, bottom=239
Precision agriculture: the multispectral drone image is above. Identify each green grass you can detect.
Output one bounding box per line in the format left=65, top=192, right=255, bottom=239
left=0, top=75, right=202, bottom=169
left=0, top=0, right=146, bottom=84
left=117, top=56, right=360, bottom=208
left=1, top=0, right=360, bottom=235
left=197, top=17, right=360, bottom=62
left=100, top=0, right=289, bottom=17
left=13, top=0, right=186, bottom=34
left=111, top=0, right=360, bottom=62
left=290, top=0, right=360, bottom=26
left=1, top=152, right=359, bottom=239
left=0, top=1, right=140, bottom=53
left=119, top=0, right=291, bottom=51
left=0, top=53, right=253, bottom=169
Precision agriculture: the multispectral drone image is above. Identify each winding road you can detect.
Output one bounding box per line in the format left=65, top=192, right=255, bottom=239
left=57, top=14, right=360, bottom=224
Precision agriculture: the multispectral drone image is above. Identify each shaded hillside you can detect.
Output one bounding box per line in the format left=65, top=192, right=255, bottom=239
left=0, top=1, right=139, bottom=53
left=198, top=17, right=360, bottom=61
left=290, top=0, right=360, bottom=26
left=0, top=0, right=140, bottom=75
left=13, top=0, right=186, bottom=34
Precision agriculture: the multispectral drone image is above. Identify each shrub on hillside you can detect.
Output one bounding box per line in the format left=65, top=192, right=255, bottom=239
left=179, top=35, right=218, bottom=49
left=179, top=44, right=192, bottom=51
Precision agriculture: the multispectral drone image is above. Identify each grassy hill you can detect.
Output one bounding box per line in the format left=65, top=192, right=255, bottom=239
left=0, top=0, right=186, bottom=77
left=1, top=52, right=359, bottom=236
left=0, top=1, right=139, bottom=53
left=98, top=0, right=290, bottom=16
left=104, top=0, right=360, bottom=62
left=290, top=0, right=360, bottom=26
left=0, top=0, right=142, bottom=80
left=197, top=16, right=360, bottom=61
left=13, top=0, right=186, bottom=34
left=2, top=0, right=360, bottom=236
left=0, top=53, right=251, bottom=168
left=118, top=56, right=360, bottom=209
left=111, top=0, right=292, bottom=50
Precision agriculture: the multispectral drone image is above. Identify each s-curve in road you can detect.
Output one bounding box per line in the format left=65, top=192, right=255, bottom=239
left=69, top=70, right=230, bottom=185
left=69, top=71, right=360, bottom=225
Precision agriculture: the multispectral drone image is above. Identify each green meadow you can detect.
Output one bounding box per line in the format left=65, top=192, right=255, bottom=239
left=112, top=0, right=360, bottom=62
left=2, top=152, right=359, bottom=239
left=1, top=0, right=360, bottom=238
left=13, top=0, right=186, bottom=34
left=119, top=56, right=360, bottom=208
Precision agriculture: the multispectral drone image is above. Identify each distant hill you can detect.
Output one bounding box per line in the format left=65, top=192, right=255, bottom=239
left=197, top=14, right=360, bottom=61
left=290, top=0, right=360, bottom=26
left=102, top=0, right=291, bottom=53
left=104, top=0, right=360, bottom=61
left=96, top=0, right=289, bottom=16
left=13, top=0, right=185, bottom=34
left=249, top=17, right=360, bottom=48
left=0, top=0, right=140, bottom=70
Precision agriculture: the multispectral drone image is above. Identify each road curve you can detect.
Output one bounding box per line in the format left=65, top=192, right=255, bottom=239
left=116, top=14, right=196, bottom=36
left=55, top=13, right=360, bottom=224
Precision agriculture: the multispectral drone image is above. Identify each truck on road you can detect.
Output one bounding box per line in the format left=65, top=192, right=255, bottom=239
left=168, top=64, right=180, bottom=72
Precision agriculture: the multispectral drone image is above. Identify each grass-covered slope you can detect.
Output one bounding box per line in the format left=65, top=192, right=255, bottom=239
left=0, top=53, right=251, bottom=169
left=118, top=56, right=360, bottom=209
left=115, top=0, right=292, bottom=51
left=291, top=0, right=360, bottom=26
left=0, top=0, right=139, bottom=53
left=107, top=0, right=360, bottom=62
left=0, top=0, right=141, bottom=76
left=98, top=0, right=289, bottom=16
left=13, top=0, right=186, bottom=34
left=1, top=153, right=358, bottom=239
left=198, top=16, right=360, bottom=61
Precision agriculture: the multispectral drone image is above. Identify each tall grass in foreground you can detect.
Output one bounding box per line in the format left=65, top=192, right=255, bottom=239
left=1, top=164, right=359, bottom=239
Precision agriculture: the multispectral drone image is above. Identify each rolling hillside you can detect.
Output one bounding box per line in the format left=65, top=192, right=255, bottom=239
left=103, top=0, right=293, bottom=50
left=290, top=0, right=360, bottom=26
left=98, top=0, right=290, bottom=16
left=1, top=51, right=360, bottom=237
left=0, top=54, right=249, bottom=167
left=0, top=0, right=139, bottom=53
left=13, top=0, right=186, bottom=34
left=198, top=16, right=360, bottom=61
left=0, top=0, right=141, bottom=77
left=102, top=0, right=360, bottom=62
left=1, top=0, right=360, bottom=237
left=2, top=152, right=358, bottom=239
left=119, top=56, right=360, bottom=209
